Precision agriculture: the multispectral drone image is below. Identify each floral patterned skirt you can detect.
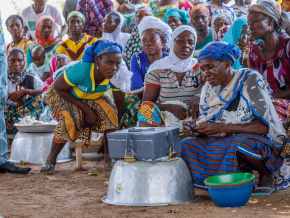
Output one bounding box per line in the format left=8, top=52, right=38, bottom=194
left=47, top=85, right=118, bottom=146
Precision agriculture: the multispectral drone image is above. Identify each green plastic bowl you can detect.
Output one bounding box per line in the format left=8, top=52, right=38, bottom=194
left=204, top=173, right=255, bottom=187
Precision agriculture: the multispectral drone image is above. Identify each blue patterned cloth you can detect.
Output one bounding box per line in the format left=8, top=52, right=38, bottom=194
left=0, top=10, right=8, bottom=165
left=82, top=40, right=122, bottom=63
left=181, top=133, right=283, bottom=189
left=197, top=41, right=241, bottom=64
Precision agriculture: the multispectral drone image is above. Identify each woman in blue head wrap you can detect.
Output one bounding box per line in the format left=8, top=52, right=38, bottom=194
left=181, top=41, right=287, bottom=194
left=41, top=40, right=127, bottom=174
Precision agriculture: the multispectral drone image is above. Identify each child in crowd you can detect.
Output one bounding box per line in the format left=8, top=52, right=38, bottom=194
left=28, top=46, right=50, bottom=82
left=5, top=15, right=31, bottom=53
left=102, top=11, right=131, bottom=53
left=42, top=54, right=71, bottom=106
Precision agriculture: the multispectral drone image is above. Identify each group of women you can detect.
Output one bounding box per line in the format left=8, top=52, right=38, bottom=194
left=3, top=0, right=290, bottom=193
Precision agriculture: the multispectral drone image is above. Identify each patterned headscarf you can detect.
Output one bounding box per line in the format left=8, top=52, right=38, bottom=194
left=7, top=48, right=34, bottom=85
left=211, top=13, right=233, bottom=41
left=138, top=16, right=172, bottom=50
left=190, top=4, right=210, bottom=25
left=164, top=8, right=191, bottom=25
left=249, top=1, right=290, bottom=30
left=82, top=39, right=122, bottom=63
left=35, top=15, right=61, bottom=48
left=197, top=42, right=241, bottom=64
left=218, top=25, right=229, bottom=41
left=67, top=11, right=86, bottom=24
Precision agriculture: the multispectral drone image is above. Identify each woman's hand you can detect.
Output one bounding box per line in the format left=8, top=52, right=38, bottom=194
left=16, top=99, right=24, bottom=107
left=187, top=96, right=200, bottom=119
left=84, top=109, right=98, bottom=129
left=237, top=36, right=255, bottom=61
left=8, top=90, right=26, bottom=102
left=168, top=104, right=187, bottom=120
left=195, top=122, right=224, bottom=135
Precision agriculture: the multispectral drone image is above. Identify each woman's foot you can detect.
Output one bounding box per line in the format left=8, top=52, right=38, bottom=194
left=252, top=171, right=275, bottom=194
left=40, top=159, right=56, bottom=175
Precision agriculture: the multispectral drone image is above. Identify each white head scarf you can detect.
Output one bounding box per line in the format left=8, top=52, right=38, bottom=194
left=148, top=25, right=198, bottom=73
left=138, top=16, right=172, bottom=49
left=211, top=13, right=233, bottom=41
left=102, top=11, right=130, bottom=51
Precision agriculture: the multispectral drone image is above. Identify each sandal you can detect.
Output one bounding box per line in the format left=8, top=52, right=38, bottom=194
left=251, top=186, right=275, bottom=196
left=40, top=164, right=55, bottom=175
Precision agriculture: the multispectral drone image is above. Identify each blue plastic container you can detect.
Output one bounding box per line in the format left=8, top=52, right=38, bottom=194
left=206, top=180, right=255, bottom=207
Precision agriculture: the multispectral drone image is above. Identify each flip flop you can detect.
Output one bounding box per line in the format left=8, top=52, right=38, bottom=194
left=40, top=164, right=55, bottom=175
left=251, top=186, right=275, bottom=196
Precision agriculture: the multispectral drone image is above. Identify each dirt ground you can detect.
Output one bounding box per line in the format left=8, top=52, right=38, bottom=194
left=1, top=157, right=290, bottom=218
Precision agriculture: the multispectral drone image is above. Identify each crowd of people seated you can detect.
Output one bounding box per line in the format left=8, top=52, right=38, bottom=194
left=0, top=0, right=289, bottom=195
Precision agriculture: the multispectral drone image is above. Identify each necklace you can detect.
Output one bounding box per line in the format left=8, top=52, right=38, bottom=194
left=70, top=34, right=84, bottom=44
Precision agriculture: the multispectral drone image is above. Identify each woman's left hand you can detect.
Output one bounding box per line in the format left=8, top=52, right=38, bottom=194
left=195, top=122, right=223, bottom=135
left=8, top=90, right=26, bottom=102
left=187, top=96, right=200, bottom=119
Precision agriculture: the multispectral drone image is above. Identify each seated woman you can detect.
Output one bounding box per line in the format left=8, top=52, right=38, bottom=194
left=138, top=25, right=202, bottom=130
left=40, top=40, right=127, bottom=175
left=57, top=11, right=97, bottom=61
left=164, top=8, right=190, bottom=31
left=5, top=48, right=44, bottom=134
left=211, top=12, right=232, bottom=41
left=27, top=16, right=62, bottom=69
left=121, top=16, right=172, bottom=128
left=237, top=1, right=290, bottom=129
left=5, top=15, right=31, bottom=54
left=181, top=42, right=288, bottom=193
left=124, top=6, right=153, bottom=68
left=102, top=11, right=131, bottom=54
left=190, top=5, right=213, bottom=57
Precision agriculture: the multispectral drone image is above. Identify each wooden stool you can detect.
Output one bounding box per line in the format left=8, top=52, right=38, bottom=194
left=69, top=140, right=102, bottom=170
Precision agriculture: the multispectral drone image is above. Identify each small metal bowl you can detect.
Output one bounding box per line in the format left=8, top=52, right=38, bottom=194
left=102, top=157, right=198, bottom=206
left=14, top=124, right=57, bottom=133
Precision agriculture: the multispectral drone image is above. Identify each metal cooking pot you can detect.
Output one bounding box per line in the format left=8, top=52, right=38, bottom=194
left=102, top=157, right=198, bottom=206
left=10, top=132, right=73, bottom=164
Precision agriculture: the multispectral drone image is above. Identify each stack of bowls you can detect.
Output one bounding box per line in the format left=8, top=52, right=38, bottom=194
left=204, top=172, right=255, bottom=207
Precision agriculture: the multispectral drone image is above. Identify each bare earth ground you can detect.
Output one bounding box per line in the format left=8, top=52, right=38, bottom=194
left=0, top=157, right=290, bottom=218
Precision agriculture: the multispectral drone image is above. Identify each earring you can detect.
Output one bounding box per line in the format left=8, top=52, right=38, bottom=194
left=96, top=65, right=99, bottom=70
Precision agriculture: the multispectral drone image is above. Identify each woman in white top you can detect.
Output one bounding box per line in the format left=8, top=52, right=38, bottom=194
left=102, top=11, right=131, bottom=55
